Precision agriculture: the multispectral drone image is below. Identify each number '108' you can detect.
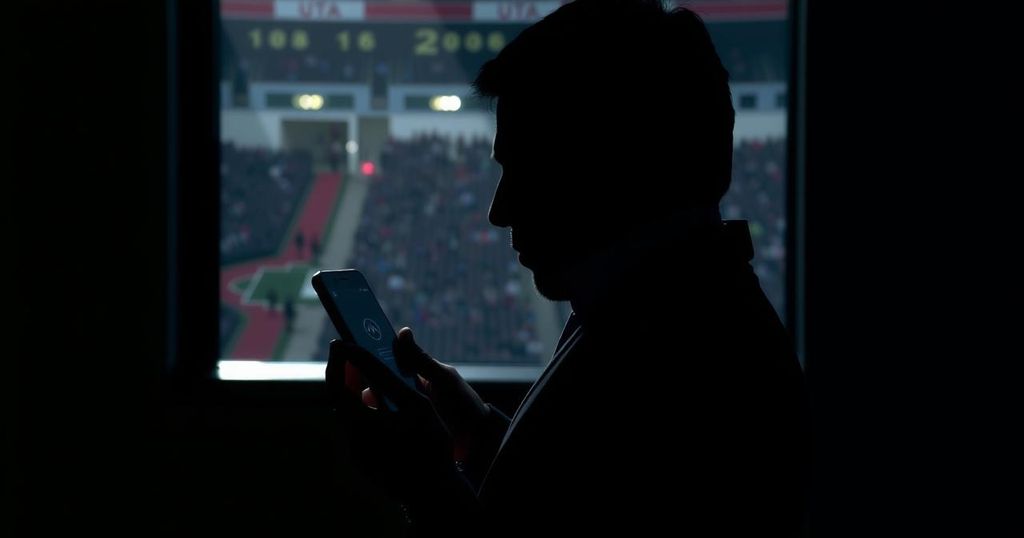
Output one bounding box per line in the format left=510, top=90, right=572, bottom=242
left=246, top=27, right=507, bottom=55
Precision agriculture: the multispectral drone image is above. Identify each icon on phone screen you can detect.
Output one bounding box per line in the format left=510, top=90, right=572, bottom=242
left=363, top=318, right=382, bottom=341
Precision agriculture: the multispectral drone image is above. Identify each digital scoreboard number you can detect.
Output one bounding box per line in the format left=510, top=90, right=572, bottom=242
left=225, top=22, right=528, bottom=64
left=219, top=2, right=788, bottom=84
left=232, top=23, right=513, bottom=57
left=223, top=21, right=529, bottom=83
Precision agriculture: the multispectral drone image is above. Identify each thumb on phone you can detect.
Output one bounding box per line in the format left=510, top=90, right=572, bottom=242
left=395, top=327, right=451, bottom=383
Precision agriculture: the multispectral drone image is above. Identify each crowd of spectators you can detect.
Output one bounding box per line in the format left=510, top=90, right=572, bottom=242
left=220, top=131, right=787, bottom=361
left=319, top=133, right=545, bottom=364
left=722, top=137, right=787, bottom=314
left=309, top=134, right=788, bottom=363
left=221, top=143, right=315, bottom=264
left=219, top=306, right=242, bottom=356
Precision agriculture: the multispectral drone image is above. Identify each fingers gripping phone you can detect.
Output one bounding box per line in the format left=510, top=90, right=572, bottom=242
left=312, top=269, right=419, bottom=410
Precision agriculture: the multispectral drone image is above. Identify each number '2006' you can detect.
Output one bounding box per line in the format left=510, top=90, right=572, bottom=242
left=414, top=29, right=506, bottom=56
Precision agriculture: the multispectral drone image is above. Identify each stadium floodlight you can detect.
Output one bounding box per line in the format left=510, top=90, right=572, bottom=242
left=292, top=93, right=325, bottom=111
left=429, top=95, right=462, bottom=112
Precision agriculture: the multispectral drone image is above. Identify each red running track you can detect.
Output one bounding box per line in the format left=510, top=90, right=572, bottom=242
left=220, top=171, right=343, bottom=359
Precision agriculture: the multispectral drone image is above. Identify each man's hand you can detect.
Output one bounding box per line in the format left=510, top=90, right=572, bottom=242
left=392, top=328, right=490, bottom=448
left=325, top=339, right=456, bottom=502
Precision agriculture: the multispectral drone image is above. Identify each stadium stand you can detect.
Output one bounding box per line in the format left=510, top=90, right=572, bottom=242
left=221, top=143, right=315, bottom=264
left=722, top=137, right=786, bottom=312
left=310, top=135, right=787, bottom=363
left=219, top=306, right=242, bottom=356
left=319, top=133, right=544, bottom=364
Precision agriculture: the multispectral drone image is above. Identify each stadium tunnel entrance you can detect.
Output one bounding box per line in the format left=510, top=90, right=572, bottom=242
left=282, top=119, right=349, bottom=172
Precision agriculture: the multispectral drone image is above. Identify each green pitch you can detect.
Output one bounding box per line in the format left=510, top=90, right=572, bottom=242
left=237, top=264, right=322, bottom=306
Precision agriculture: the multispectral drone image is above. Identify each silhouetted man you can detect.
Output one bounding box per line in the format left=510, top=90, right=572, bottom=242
left=327, top=1, right=807, bottom=536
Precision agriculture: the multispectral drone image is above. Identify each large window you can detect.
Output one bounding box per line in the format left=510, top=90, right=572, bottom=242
left=217, top=0, right=790, bottom=372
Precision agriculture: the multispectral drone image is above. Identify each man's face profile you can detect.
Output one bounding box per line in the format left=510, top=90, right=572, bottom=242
left=487, top=96, right=632, bottom=300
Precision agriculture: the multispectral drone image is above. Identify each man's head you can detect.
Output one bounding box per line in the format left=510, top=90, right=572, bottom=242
left=476, top=0, right=734, bottom=300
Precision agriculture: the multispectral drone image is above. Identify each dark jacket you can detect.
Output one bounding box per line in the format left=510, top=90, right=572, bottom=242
left=443, top=221, right=808, bottom=537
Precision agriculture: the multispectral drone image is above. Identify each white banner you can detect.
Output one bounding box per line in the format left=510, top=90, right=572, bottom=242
left=273, top=1, right=366, bottom=21
left=472, top=1, right=561, bottom=22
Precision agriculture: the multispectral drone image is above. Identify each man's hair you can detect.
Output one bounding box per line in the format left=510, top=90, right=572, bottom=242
left=473, top=0, right=735, bottom=205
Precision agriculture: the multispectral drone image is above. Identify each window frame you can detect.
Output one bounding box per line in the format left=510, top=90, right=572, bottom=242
left=167, top=0, right=806, bottom=385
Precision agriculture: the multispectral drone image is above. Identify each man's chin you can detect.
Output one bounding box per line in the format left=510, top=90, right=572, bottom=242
left=530, top=266, right=573, bottom=301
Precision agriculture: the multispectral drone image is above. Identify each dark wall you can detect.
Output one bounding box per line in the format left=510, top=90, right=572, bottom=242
left=802, top=2, right=1011, bottom=536
left=10, top=0, right=170, bottom=533
left=5, top=1, right=470, bottom=533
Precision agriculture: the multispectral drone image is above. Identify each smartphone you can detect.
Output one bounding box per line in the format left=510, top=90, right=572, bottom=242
left=312, top=269, right=419, bottom=409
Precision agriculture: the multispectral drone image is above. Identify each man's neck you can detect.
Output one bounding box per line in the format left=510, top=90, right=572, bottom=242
left=567, top=206, right=723, bottom=324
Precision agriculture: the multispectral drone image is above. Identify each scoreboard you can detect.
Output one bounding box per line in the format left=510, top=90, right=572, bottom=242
left=223, top=22, right=527, bottom=72
left=221, top=1, right=557, bottom=82
left=221, top=1, right=789, bottom=83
